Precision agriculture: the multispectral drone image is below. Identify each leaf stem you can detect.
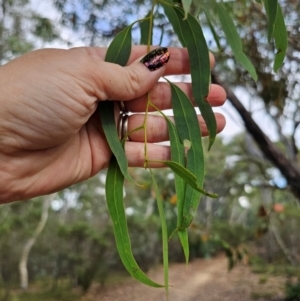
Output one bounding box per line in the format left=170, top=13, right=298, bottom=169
left=143, top=0, right=156, bottom=168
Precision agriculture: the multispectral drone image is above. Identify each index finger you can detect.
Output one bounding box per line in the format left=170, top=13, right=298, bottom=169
left=127, top=46, right=215, bottom=75
left=82, top=46, right=215, bottom=75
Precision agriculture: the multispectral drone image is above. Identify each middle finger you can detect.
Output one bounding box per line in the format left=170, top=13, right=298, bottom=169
left=126, top=113, right=226, bottom=142
left=125, top=83, right=226, bottom=112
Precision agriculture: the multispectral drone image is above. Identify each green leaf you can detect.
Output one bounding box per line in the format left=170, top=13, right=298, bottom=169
left=165, top=116, right=189, bottom=262
left=173, top=7, right=217, bottom=149
left=166, top=119, right=186, bottom=214
left=273, top=4, right=287, bottom=72
left=203, top=7, right=223, bottom=52
left=263, top=1, right=287, bottom=71
left=149, top=101, right=188, bottom=265
left=140, top=13, right=152, bottom=45
left=178, top=230, right=189, bottom=264
left=99, top=101, right=135, bottom=184
left=161, top=2, right=186, bottom=46
left=105, top=24, right=134, bottom=66
left=182, top=0, right=192, bottom=19
left=168, top=81, right=217, bottom=230
left=101, top=23, right=135, bottom=183
left=106, top=157, right=163, bottom=287
left=151, top=171, right=169, bottom=296
left=263, top=0, right=278, bottom=42
left=216, top=3, right=258, bottom=81
left=161, top=161, right=217, bottom=199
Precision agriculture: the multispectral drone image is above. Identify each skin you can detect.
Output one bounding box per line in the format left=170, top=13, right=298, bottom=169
left=0, top=46, right=226, bottom=203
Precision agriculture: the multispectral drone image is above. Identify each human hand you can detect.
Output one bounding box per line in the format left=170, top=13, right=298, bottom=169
left=0, top=46, right=226, bottom=203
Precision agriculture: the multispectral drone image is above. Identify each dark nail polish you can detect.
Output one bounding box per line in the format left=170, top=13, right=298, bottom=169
left=140, top=47, right=170, bottom=71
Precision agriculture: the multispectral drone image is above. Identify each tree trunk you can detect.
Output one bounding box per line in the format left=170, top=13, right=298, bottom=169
left=19, top=193, right=56, bottom=290
left=212, top=71, right=300, bottom=201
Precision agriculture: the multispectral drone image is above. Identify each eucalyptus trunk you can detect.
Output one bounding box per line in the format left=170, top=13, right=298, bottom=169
left=19, top=193, right=56, bottom=289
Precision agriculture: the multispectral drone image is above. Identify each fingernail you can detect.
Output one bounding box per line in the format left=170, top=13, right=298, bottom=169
left=140, top=47, right=170, bottom=71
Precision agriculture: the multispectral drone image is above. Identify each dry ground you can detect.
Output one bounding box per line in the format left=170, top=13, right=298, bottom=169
left=81, top=255, right=286, bottom=301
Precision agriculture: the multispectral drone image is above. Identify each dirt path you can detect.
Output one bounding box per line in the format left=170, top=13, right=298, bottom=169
left=82, top=255, right=286, bottom=301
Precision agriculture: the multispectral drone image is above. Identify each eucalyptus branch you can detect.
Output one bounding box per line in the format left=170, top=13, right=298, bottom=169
left=212, top=71, right=300, bottom=201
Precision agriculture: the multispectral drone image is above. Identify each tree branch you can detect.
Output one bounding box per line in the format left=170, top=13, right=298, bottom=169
left=212, top=71, right=300, bottom=201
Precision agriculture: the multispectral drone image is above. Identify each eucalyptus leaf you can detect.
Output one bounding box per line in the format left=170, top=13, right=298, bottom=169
left=173, top=7, right=217, bottom=149
left=151, top=171, right=169, bottom=296
left=101, top=22, right=160, bottom=288
left=273, top=4, right=287, bottom=72
left=106, top=157, right=163, bottom=287
left=162, top=161, right=217, bottom=199
left=99, top=101, right=136, bottom=184
left=140, top=12, right=152, bottom=45
left=178, top=230, right=189, bottom=264
left=203, top=7, right=223, bottom=52
left=161, top=2, right=186, bottom=46
left=165, top=116, right=189, bottom=259
left=100, top=23, right=135, bottom=183
left=165, top=116, right=186, bottom=219
left=216, top=3, right=258, bottom=81
left=263, top=0, right=278, bottom=42
left=167, top=81, right=217, bottom=230
left=105, top=23, right=134, bottom=66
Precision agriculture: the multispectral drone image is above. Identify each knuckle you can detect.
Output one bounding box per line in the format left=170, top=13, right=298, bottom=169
left=125, top=69, right=141, bottom=99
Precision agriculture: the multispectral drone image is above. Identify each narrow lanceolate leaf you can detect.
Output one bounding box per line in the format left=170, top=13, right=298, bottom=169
left=140, top=13, right=152, bottom=45
left=173, top=7, right=217, bottom=149
left=263, top=0, right=278, bottom=42
left=151, top=171, right=169, bottom=296
left=99, top=101, right=135, bottom=184
left=162, top=161, right=217, bottom=199
left=168, top=81, right=217, bottom=230
left=182, top=0, right=192, bottom=19
left=165, top=116, right=189, bottom=260
left=203, top=7, right=223, bottom=52
left=178, top=230, right=189, bottom=264
left=105, top=23, right=133, bottom=65
left=216, top=3, right=258, bottom=81
left=273, top=4, right=287, bottom=72
left=100, top=24, right=134, bottom=182
left=106, top=157, right=163, bottom=287
left=165, top=117, right=185, bottom=223
left=161, top=2, right=186, bottom=47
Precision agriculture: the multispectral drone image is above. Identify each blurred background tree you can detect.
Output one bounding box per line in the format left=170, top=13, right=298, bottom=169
left=1, top=0, right=300, bottom=300
left=0, top=0, right=60, bottom=63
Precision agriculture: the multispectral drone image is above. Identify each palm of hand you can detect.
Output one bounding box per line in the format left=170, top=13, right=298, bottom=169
left=0, top=49, right=111, bottom=201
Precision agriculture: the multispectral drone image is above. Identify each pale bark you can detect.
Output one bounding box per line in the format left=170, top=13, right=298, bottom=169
left=19, top=193, right=56, bottom=289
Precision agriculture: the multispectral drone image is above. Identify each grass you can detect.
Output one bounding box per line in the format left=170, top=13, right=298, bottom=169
left=258, top=275, right=268, bottom=284
left=250, top=259, right=300, bottom=278
left=0, top=279, right=82, bottom=301
left=0, top=272, right=133, bottom=301
left=251, top=291, right=274, bottom=300
left=16, top=289, right=81, bottom=301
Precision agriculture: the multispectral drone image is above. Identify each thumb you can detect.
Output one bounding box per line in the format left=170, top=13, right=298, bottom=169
left=96, top=47, right=170, bottom=101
